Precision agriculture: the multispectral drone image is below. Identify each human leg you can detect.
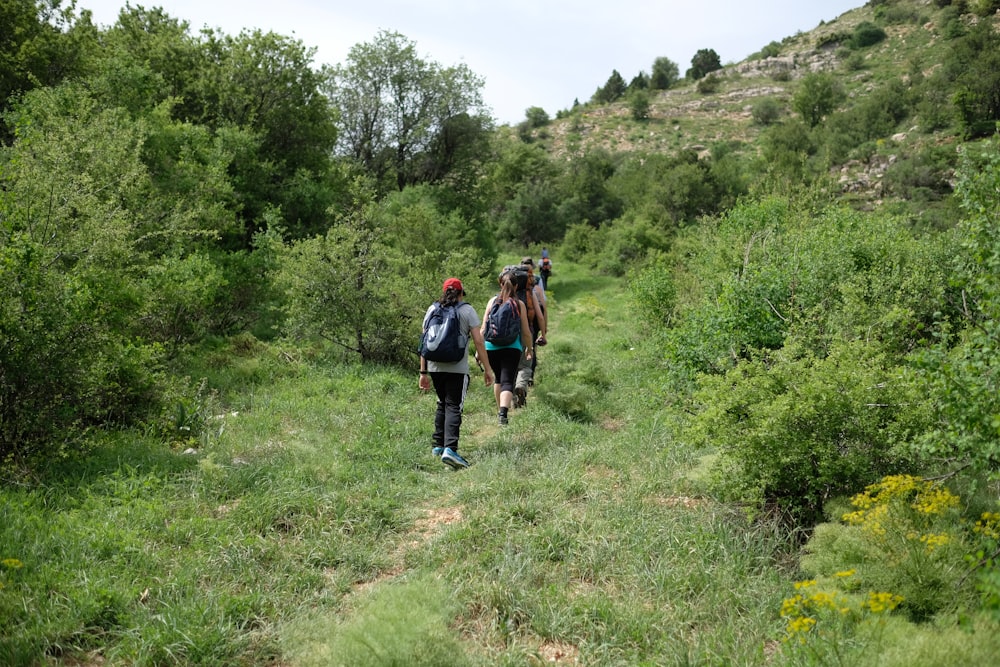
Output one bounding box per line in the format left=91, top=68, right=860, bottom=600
left=443, top=372, right=469, bottom=452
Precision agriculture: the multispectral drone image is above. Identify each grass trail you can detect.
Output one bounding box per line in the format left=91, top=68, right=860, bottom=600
left=278, top=262, right=792, bottom=666
left=0, top=262, right=794, bottom=666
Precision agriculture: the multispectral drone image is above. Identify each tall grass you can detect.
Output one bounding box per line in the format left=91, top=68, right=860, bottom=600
left=1, top=261, right=797, bottom=665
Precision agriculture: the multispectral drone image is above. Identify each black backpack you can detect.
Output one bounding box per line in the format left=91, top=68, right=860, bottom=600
left=418, top=303, right=468, bottom=362
left=484, top=297, right=521, bottom=346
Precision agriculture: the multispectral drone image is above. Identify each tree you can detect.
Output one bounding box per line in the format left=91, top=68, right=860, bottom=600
left=910, top=135, right=1000, bottom=473
left=945, top=21, right=1000, bottom=138
left=592, top=69, right=627, bottom=104
left=0, top=0, right=95, bottom=142
left=524, top=106, right=550, bottom=128
left=792, top=72, right=844, bottom=127
left=629, top=88, right=651, bottom=121
left=686, top=48, right=722, bottom=80
left=650, top=57, right=680, bottom=90
left=328, top=30, right=490, bottom=193
left=628, top=71, right=649, bottom=91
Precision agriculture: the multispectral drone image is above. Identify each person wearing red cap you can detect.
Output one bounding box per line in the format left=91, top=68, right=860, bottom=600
left=419, top=278, right=494, bottom=469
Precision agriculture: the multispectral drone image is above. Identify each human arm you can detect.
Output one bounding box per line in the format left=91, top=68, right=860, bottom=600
left=469, top=327, right=495, bottom=386
left=533, top=285, right=547, bottom=339
left=518, top=300, right=533, bottom=361
left=418, top=355, right=430, bottom=391
left=481, top=296, right=496, bottom=336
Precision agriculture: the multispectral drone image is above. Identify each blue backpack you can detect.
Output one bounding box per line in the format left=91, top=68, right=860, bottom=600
left=484, top=297, right=521, bottom=346
left=418, top=303, right=468, bottom=362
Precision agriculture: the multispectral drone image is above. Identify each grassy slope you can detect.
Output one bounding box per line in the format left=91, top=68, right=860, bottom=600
left=1, top=262, right=796, bottom=666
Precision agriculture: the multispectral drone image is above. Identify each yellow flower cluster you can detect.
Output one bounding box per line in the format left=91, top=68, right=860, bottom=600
left=974, top=512, right=1000, bottom=540
left=912, top=485, right=960, bottom=515
left=862, top=591, right=904, bottom=614
left=919, top=532, right=951, bottom=552
left=781, top=581, right=854, bottom=641
left=0, top=558, right=23, bottom=570
left=842, top=475, right=958, bottom=529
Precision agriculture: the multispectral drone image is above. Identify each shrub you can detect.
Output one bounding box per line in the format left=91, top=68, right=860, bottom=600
left=908, top=136, right=1000, bottom=474
left=751, top=97, right=783, bottom=126
left=758, top=41, right=782, bottom=59
left=629, top=89, right=651, bottom=121
left=850, top=22, right=888, bottom=49
left=800, top=475, right=990, bottom=621
left=688, top=343, right=915, bottom=524
left=696, top=74, right=721, bottom=95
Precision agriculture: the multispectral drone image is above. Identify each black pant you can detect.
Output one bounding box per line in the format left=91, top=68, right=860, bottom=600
left=431, top=372, right=469, bottom=452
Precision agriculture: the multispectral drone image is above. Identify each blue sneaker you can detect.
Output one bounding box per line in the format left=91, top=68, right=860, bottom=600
left=441, top=447, right=469, bottom=469
left=432, top=446, right=444, bottom=458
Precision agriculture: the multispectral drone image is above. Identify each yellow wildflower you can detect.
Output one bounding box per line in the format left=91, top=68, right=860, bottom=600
left=863, top=591, right=904, bottom=614
left=920, top=533, right=950, bottom=552
left=1, top=558, right=23, bottom=570
left=785, top=615, right=817, bottom=639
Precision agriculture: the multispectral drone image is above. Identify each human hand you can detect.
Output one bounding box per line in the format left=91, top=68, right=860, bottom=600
left=418, top=373, right=430, bottom=392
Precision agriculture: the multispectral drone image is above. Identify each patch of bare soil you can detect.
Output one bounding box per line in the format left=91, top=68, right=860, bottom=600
left=534, top=640, right=581, bottom=664
left=350, top=504, right=464, bottom=594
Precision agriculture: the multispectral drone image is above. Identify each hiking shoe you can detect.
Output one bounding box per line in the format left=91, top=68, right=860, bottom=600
left=441, top=447, right=469, bottom=469
left=432, top=446, right=444, bottom=458
left=498, top=413, right=509, bottom=426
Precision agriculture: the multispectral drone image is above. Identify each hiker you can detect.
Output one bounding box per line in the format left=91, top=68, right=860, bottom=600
left=482, top=274, right=533, bottom=426
left=419, top=277, right=494, bottom=469
left=539, top=248, right=552, bottom=290
left=513, top=258, right=547, bottom=407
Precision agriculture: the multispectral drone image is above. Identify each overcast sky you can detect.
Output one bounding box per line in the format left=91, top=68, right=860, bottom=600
left=79, top=1, right=861, bottom=126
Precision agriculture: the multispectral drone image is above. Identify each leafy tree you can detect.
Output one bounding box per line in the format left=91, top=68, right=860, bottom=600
left=759, top=118, right=816, bottom=182
left=686, top=48, right=722, bottom=81
left=911, top=135, right=1000, bottom=474
left=592, top=69, right=627, bottom=104
left=629, top=88, right=651, bottom=121
left=650, top=56, right=679, bottom=90
left=481, top=135, right=561, bottom=231
left=328, top=30, right=490, bottom=193
left=0, top=0, right=95, bottom=141
left=278, top=183, right=491, bottom=363
left=96, top=9, right=342, bottom=241
left=945, top=21, right=1000, bottom=138
left=792, top=72, right=845, bottom=127
left=0, top=84, right=163, bottom=460
left=555, top=149, right=624, bottom=232
left=524, top=106, right=549, bottom=128
left=628, top=71, right=649, bottom=91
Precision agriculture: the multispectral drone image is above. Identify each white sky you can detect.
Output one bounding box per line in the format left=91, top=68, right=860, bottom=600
left=78, top=1, right=861, bottom=126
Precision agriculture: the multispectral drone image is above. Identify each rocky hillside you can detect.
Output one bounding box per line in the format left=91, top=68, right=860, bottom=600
left=528, top=0, right=984, bottom=212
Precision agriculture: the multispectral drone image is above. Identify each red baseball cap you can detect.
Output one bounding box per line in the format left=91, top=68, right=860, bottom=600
left=443, top=277, right=465, bottom=294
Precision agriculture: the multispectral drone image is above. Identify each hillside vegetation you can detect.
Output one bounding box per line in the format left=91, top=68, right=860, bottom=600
left=4, top=0, right=1000, bottom=663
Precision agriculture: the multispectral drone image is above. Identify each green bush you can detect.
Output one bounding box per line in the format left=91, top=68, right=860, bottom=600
left=696, top=74, right=721, bottom=95
left=688, top=343, right=915, bottom=524
left=851, top=22, right=888, bottom=49
left=751, top=97, right=783, bottom=126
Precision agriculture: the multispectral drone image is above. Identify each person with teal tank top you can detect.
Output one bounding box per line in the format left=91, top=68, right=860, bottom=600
left=481, top=273, right=533, bottom=426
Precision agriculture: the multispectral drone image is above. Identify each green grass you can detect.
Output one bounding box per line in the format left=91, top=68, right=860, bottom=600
left=0, top=259, right=936, bottom=665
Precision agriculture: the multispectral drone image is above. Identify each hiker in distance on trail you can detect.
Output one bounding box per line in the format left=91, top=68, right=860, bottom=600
left=481, top=272, right=533, bottom=427
left=418, top=277, right=494, bottom=470
left=539, top=247, right=552, bottom=291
